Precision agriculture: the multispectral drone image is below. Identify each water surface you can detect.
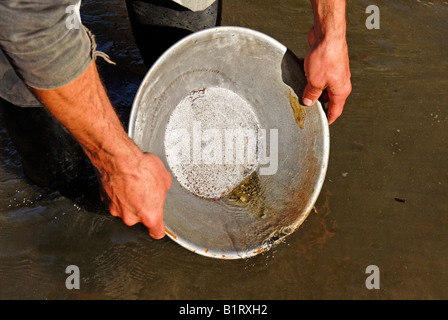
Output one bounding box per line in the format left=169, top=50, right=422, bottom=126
left=0, top=0, right=447, bottom=299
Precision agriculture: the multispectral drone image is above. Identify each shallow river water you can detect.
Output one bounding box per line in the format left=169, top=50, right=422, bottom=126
left=0, top=0, right=447, bottom=299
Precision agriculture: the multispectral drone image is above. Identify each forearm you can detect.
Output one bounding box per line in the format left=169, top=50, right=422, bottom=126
left=310, top=0, right=347, bottom=41
left=32, top=61, right=171, bottom=239
left=32, top=61, right=142, bottom=174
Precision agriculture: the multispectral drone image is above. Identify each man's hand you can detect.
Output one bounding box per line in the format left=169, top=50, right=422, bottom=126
left=99, top=152, right=172, bottom=239
left=33, top=62, right=172, bottom=239
left=304, top=0, right=352, bottom=125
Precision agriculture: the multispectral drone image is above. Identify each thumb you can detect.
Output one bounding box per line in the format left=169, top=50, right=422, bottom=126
left=302, top=83, right=323, bottom=106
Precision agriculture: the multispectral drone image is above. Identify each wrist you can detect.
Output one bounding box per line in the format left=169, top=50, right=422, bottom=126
left=311, top=0, right=347, bottom=43
left=314, top=26, right=346, bottom=44
left=85, top=134, right=144, bottom=176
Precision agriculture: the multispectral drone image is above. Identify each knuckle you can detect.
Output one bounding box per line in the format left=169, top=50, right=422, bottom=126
left=109, top=206, right=120, bottom=217
left=122, top=215, right=138, bottom=226
left=307, top=80, right=325, bottom=92
left=331, top=82, right=351, bottom=100
left=142, top=215, right=153, bottom=228
left=141, top=213, right=159, bottom=229
left=344, top=81, right=352, bottom=96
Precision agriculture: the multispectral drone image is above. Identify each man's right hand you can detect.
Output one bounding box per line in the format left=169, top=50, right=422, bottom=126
left=302, top=26, right=351, bottom=124
left=303, top=0, right=352, bottom=125
left=99, top=152, right=172, bottom=239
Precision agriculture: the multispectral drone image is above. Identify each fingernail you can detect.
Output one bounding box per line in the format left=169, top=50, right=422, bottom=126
left=303, top=98, right=313, bottom=106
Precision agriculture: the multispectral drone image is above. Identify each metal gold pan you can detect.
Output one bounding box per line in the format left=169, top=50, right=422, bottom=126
left=128, top=26, right=329, bottom=259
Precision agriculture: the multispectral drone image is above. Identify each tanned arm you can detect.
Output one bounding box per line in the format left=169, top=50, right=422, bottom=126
left=33, top=61, right=172, bottom=239
left=304, top=0, right=352, bottom=124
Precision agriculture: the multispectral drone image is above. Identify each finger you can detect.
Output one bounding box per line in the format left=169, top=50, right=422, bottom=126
left=109, top=203, right=141, bottom=226
left=108, top=203, right=121, bottom=218
left=142, top=209, right=166, bottom=240
left=149, top=225, right=166, bottom=240
left=121, top=212, right=140, bottom=226
left=327, top=94, right=346, bottom=125
left=327, top=81, right=351, bottom=124
left=302, top=83, right=323, bottom=107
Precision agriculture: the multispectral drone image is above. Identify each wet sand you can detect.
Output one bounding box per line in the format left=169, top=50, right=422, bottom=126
left=0, top=0, right=447, bottom=299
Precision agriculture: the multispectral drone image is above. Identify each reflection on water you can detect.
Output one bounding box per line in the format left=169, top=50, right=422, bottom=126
left=0, top=0, right=447, bottom=299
